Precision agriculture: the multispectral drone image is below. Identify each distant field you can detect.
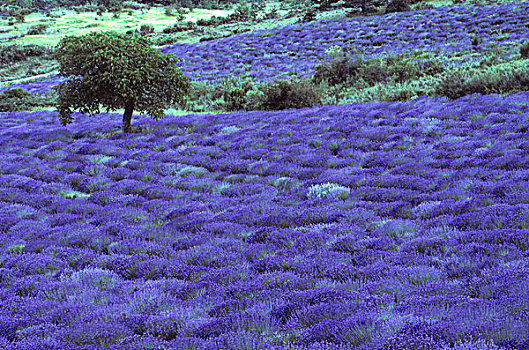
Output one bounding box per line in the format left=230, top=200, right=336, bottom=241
left=2, top=0, right=528, bottom=109
left=0, top=7, right=234, bottom=47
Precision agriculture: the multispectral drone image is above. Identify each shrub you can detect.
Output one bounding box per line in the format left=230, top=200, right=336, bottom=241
left=74, top=3, right=99, bottom=13
left=0, top=88, right=48, bottom=112
left=253, top=78, right=322, bottom=110
left=434, top=60, right=529, bottom=99
left=300, top=9, right=317, bottom=23
left=162, top=20, right=193, bottom=33
left=230, top=1, right=258, bottom=21
left=385, top=0, right=410, bottom=13
left=0, top=44, right=48, bottom=64
left=139, top=24, right=154, bottom=34
left=520, top=41, right=529, bottom=59
left=197, top=16, right=225, bottom=26
left=123, top=1, right=147, bottom=10
left=27, top=24, right=48, bottom=35
left=223, top=78, right=254, bottom=111
left=313, top=49, right=446, bottom=89
left=184, top=75, right=322, bottom=112
left=313, top=50, right=365, bottom=86
left=101, top=0, right=123, bottom=12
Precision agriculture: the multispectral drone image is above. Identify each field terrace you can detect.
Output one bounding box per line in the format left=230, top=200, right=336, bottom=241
left=0, top=91, right=528, bottom=348
left=2, top=0, right=529, bottom=97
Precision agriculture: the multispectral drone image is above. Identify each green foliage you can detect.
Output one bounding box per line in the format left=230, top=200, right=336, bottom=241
left=312, top=48, right=447, bottom=88
left=252, top=77, right=322, bottom=111
left=223, top=79, right=253, bottom=111
left=123, top=1, right=147, bottom=10
left=300, top=8, right=317, bottom=23
left=434, top=60, right=529, bottom=99
left=230, top=1, right=259, bottom=21
left=184, top=75, right=256, bottom=112
left=0, top=88, right=52, bottom=112
left=310, top=0, right=384, bottom=14
left=520, top=41, right=529, bottom=59
left=162, top=21, right=194, bottom=33
left=311, top=0, right=344, bottom=10
left=312, top=50, right=362, bottom=86
left=53, top=31, right=190, bottom=132
left=196, top=15, right=228, bottom=26
left=96, top=0, right=123, bottom=11
left=139, top=24, right=155, bottom=34
left=0, top=44, right=48, bottom=64
left=385, top=0, right=410, bottom=13
left=6, top=0, right=123, bottom=11
left=27, top=24, right=49, bottom=35
left=184, top=75, right=322, bottom=112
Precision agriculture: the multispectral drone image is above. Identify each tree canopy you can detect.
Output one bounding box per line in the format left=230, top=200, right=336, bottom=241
left=54, top=31, right=190, bottom=133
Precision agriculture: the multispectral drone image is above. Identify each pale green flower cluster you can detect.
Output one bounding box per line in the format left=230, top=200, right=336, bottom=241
left=307, top=182, right=350, bottom=200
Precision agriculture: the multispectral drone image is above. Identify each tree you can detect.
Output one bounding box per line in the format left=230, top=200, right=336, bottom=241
left=54, top=31, right=190, bottom=133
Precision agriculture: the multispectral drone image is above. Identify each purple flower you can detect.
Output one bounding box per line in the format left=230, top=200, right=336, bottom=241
left=270, top=302, right=303, bottom=325
left=383, top=320, right=452, bottom=349
left=208, top=299, right=246, bottom=318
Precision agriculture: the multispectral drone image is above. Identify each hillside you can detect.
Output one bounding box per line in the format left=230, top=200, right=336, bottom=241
left=161, top=0, right=529, bottom=83
left=4, top=1, right=529, bottom=85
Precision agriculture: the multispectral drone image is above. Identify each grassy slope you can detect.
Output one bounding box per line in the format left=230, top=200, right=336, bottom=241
left=1, top=7, right=234, bottom=47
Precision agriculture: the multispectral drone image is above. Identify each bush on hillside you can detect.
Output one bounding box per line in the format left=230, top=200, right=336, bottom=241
left=139, top=24, right=155, bottom=34
left=300, top=9, right=317, bottom=23
left=27, top=24, right=49, bottom=35
left=73, top=3, right=99, bottom=12
left=184, top=76, right=322, bottom=112
left=312, top=49, right=447, bottom=87
left=123, top=1, right=147, bottom=10
left=224, top=81, right=254, bottom=112
left=252, top=78, right=322, bottom=111
left=312, top=50, right=365, bottom=86
left=0, top=88, right=51, bottom=112
left=229, top=1, right=259, bottom=21
left=434, top=60, right=529, bottom=99
left=520, top=41, right=529, bottom=59
left=196, top=16, right=228, bottom=26
left=0, top=44, right=49, bottom=64
left=385, top=0, right=410, bottom=13
left=98, top=0, right=123, bottom=11
left=162, top=21, right=194, bottom=33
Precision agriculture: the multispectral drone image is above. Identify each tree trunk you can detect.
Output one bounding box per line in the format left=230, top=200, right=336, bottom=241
left=123, top=103, right=134, bottom=133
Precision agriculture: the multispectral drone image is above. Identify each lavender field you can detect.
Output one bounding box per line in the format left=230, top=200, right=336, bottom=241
left=1, top=90, right=528, bottom=349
